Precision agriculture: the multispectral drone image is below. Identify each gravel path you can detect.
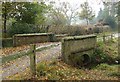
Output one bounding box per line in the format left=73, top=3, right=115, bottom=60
left=2, top=42, right=61, bottom=79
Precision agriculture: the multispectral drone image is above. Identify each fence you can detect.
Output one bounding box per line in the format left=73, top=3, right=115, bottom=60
left=96, top=33, right=116, bottom=43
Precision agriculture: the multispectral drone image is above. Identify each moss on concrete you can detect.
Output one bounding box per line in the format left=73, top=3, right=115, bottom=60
left=61, top=34, right=97, bottom=67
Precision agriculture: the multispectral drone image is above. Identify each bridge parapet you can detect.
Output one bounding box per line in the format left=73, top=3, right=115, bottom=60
left=13, top=33, right=55, bottom=46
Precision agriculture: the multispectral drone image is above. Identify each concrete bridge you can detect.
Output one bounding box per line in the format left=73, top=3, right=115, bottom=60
left=61, top=34, right=97, bottom=67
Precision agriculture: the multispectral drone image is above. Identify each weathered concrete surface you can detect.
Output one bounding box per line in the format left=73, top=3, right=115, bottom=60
left=61, top=34, right=97, bottom=67
left=13, top=33, right=56, bottom=46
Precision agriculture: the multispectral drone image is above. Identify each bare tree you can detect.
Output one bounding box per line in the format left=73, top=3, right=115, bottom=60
left=46, top=1, right=80, bottom=25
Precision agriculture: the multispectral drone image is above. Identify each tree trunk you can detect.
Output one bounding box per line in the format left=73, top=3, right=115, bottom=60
left=3, top=5, right=7, bottom=38
left=4, top=15, right=7, bottom=33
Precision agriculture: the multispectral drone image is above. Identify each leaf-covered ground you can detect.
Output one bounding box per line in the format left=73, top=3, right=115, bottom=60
left=7, top=59, right=119, bottom=80
left=1, top=42, right=58, bottom=56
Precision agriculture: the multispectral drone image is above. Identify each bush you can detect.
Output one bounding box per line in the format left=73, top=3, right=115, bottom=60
left=93, top=25, right=110, bottom=33
left=92, top=48, right=113, bottom=63
left=7, top=23, right=44, bottom=37
left=91, top=36, right=119, bottom=64
left=1, top=38, right=13, bottom=47
left=48, top=25, right=110, bottom=36
left=36, top=62, right=48, bottom=76
left=7, top=23, right=31, bottom=37
left=48, top=25, right=88, bottom=36
left=93, top=26, right=101, bottom=33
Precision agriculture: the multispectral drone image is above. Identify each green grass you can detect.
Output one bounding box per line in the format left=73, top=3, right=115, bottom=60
left=108, top=72, right=120, bottom=77
left=95, top=63, right=119, bottom=77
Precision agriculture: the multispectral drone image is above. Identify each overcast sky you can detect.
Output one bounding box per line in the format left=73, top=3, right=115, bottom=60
left=45, top=0, right=105, bottom=24
left=9, top=0, right=107, bottom=16
left=58, top=0, right=104, bottom=16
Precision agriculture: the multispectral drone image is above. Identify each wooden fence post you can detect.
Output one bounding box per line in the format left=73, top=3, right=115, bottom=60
left=13, top=36, right=16, bottom=47
left=30, top=44, right=36, bottom=78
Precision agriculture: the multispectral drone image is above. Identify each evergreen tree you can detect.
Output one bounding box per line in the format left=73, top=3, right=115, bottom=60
left=79, top=2, right=95, bottom=25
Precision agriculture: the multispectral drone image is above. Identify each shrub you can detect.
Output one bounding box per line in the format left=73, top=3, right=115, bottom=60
left=7, top=23, right=32, bottom=37
left=36, top=62, right=47, bottom=76
left=93, top=26, right=100, bottom=33
left=7, top=23, right=45, bottom=37
left=93, top=25, right=110, bottom=33
left=1, top=38, right=13, bottom=47
left=48, top=25, right=110, bottom=36
left=48, top=25, right=86, bottom=36
left=92, top=46, right=113, bottom=64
